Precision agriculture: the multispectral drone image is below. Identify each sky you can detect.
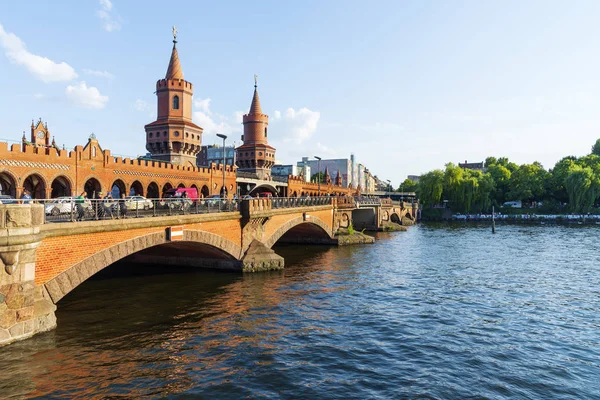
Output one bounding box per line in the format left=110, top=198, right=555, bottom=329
left=1, top=1, right=600, bottom=187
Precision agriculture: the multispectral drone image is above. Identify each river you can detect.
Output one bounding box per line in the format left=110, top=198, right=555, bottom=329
left=1, top=223, right=599, bottom=399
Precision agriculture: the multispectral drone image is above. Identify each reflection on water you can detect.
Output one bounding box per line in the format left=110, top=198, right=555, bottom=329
left=1, top=224, right=600, bottom=399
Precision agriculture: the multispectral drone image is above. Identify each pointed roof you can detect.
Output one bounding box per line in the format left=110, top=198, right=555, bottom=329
left=324, top=166, right=330, bottom=178
left=165, top=42, right=184, bottom=80
left=336, top=170, right=341, bottom=179
left=248, top=86, right=262, bottom=115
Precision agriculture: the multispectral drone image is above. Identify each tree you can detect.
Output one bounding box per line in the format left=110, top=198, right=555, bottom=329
left=591, top=138, right=600, bottom=156
left=417, top=170, right=444, bottom=207
left=565, top=165, right=598, bottom=213
left=484, top=157, right=497, bottom=168
left=398, top=178, right=418, bottom=192
left=507, top=163, right=548, bottom=203
left=487, top=164, right=511, bottom=205
left=311, top=172, right=325, bottom=183
left=547, top=156, right=577, bottom=204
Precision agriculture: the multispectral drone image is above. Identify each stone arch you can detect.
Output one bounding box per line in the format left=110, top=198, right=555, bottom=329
left=130, top=180, right=144, bottom=196
left=263, top=215, right=333, bottom=248
left=147, top=182, right=160, bottom=199
left=43, top=230, right=243, bottom=304
left=0, top=170, right=18, bottom=197
left=23, top=172, right=48, bottom=199
left=177, top=182, right=185, bottom=188
left=390, top=212, right=401, bottom=224
left=50, top=175, right=72, bottom=198
left=111, top=179, right=126, bottom=198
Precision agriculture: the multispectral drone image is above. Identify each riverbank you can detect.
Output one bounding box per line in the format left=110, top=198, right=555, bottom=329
left=426, top=213, right=600, bottom=225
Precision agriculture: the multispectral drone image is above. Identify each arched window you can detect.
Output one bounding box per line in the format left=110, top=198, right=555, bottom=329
left=173, top=95, right=180, bottom=110
left=264, top=127, right=268, bottom=137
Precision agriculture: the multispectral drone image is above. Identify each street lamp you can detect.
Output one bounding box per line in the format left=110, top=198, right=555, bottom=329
left=217, top=133, right=227, bottom=198
left=314, top=156, right=321, bottom=196
left=386, top=179, right=392, bottom=193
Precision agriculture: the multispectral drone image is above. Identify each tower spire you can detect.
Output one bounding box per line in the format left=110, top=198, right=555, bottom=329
left=249, top=75, right=262, bottom=115
left=165, top=26, right=183, bottom=80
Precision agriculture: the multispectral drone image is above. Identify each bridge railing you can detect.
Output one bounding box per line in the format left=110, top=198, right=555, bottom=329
left=354, top=196, right=382, bottom=207
left=271, top=196, right=333, bottom=209
left=32, top=197, right=238, bottom=223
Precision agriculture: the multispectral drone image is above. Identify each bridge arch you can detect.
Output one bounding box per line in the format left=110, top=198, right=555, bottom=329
left=249, top=183, right=278, bottom=197
left=147, top=182, right=160, bottom=199
left=390, top=212, right=401, bottom=224
left=263, top=215, right=333, bottom=248
left=43, top=230, right=243, bottom=304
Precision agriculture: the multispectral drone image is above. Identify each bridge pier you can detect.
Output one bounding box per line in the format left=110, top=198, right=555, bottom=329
left=0, top=205, right=56, bottom=346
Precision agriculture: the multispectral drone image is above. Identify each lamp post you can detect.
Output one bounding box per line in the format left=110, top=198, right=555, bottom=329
left=314, top=156, right=321, bottom=196
left=386, top=179, right=392, bottom=193
left=217, top=133, right=227, bottom=198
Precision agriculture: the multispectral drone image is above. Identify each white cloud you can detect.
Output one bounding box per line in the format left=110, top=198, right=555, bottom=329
left=65, top=81, right=109, bottom=109
left=191, top=97, right=243, bottom=144
left=134, top=99, right=150, bottom=112
left=0, top=24, right=78, bottom=82
left=271, top=107, right=321, bottom=144
left=96, top=0, right=122, bottom=32
left=83, top=68, right=114, bottom=79
left=194, top=98, right=212, bottom=114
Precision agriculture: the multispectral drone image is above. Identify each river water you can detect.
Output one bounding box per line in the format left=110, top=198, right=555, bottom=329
left=1, top=223, right=599, bottom=399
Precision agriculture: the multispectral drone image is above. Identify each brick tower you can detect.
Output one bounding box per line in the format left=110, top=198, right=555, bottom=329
left=236, top=77, right=275, bottom=180
left=144, top=28, right=203, bottom=166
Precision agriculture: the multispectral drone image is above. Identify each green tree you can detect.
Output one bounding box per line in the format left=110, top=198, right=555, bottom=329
left=591, top=138, right=600, bottom=156
left=417, top=170, right=444, bottom=207
left=508, top=163, right=548, bottom=203
left=398, top=178, right=418, bottom=192
left=484, top=157, right=497, bottom=168
left=565, top=165, right=598, bottom=213
left=487, top=164, right=511, bottom=205
left=311, top=172, right=325, bottom=183
left=547, top=156, right=577, bottom=204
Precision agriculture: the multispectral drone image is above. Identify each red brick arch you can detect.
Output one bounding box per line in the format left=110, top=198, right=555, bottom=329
left=263, top=215, right=333, bottom=248
left=43, top=230, right=243, bottom=304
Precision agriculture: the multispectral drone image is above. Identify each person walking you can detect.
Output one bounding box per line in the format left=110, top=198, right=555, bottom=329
left=119, top=193, right=127, bottom=218
left=103, top=192, right=114, bottom=219
left=75, top=191, right=86, bottom=221
left=94, top=191, right=104, bottom=219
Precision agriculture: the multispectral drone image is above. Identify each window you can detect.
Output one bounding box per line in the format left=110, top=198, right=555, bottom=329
left=92, top=146, right=96, bottom=157
left=173, top=95, right=180, bottom=110
left=163, top=131, right=167, bottom=137
left=174, top=131, right=180, bottom=137
left=264, top=127, right=268, bottom=137
left=149, top=132, right=153, bottom=138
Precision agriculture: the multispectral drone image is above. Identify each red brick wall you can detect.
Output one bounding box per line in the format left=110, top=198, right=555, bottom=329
left=35, top=219, right=243, bottom=285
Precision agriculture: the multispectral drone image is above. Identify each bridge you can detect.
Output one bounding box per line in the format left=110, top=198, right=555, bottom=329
left=0, top=197, right=417, bottom=346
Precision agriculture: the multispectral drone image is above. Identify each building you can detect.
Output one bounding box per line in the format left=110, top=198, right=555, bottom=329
left=458, top=160, right=485, bottom=172
left=0, top=31, right=236, bottom=200
left=271, top=164, right=312, bottom=182
left=197, top=145, right=235, bottom=167
left=144, top=33, right=203, bottom=166
left=301, top=156, right=354, bottom=188
left=235, top=79, right=276, bottom=180
left=407, top=175, right=420, bottom=183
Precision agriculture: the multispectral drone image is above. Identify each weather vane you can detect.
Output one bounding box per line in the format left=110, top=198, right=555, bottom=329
left=172, top=25, right=178, bottom=42
left=254, top=74, right=258, bottom=88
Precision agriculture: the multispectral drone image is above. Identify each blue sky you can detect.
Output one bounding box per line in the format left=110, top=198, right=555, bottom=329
left=1, top=1, right=600, bottom=186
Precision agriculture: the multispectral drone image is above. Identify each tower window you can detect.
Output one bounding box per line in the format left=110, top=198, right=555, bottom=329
left=265, top=127, right=268, bottom=137
left=173, top=95, right=180, bottom=110
left=149, top=132, right=153, bottom=138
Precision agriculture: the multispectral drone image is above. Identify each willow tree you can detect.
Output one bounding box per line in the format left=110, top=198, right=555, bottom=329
left=564, top=165, right=598, bottom=213
left=417, top=170, right=444, bottom=207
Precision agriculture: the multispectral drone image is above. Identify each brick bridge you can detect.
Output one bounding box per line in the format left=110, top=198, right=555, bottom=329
left=0, top=197, right=417, bottom=345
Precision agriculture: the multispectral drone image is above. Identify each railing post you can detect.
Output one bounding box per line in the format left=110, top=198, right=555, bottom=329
left=71, top=199, right=75, bottom=222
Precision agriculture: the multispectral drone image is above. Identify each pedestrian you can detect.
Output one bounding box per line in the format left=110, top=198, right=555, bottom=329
left=119, top=193, right=127, bottom=218
left=94, top=191, right=104, bottom=219
left=75, top=191, right=86, bottom=221
left=20, top=189, right=32, bottom=204
left=103, top=192, right=114, bottom=219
